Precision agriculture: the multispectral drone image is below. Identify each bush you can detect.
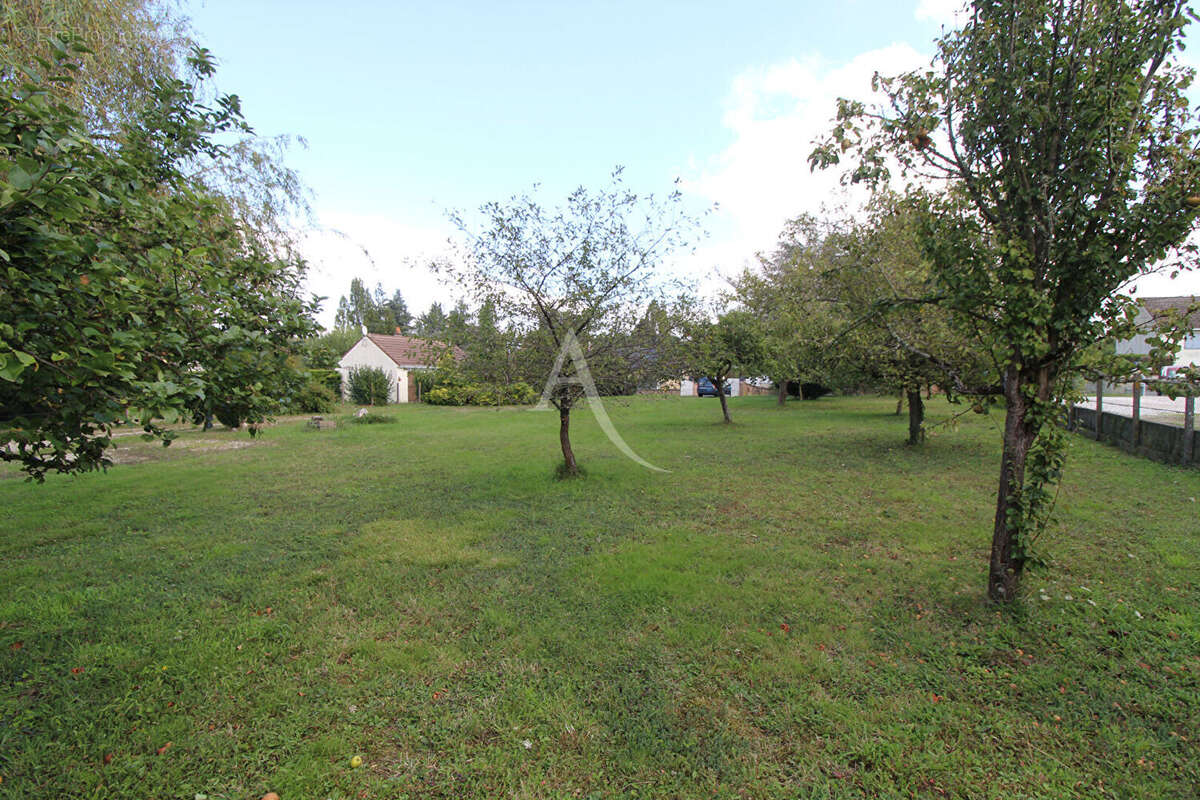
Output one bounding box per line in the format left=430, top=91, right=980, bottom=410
left=289, top=380, right=336, bottom=414
left=350, top=412, right=395, bottom=424
left=308, top=368, right=342, bottom=396
left=347, top=366, right=390, bottom=405
left=424, top=381, right=537, bottom=406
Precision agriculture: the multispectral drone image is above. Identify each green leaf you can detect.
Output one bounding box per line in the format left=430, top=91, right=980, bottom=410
left=0, top=350, right=36, bottom=382
left=7, top=166, right=33, bottom=191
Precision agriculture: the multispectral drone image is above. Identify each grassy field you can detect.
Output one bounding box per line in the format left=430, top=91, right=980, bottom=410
left=0, top=395, right=1197, bottom=799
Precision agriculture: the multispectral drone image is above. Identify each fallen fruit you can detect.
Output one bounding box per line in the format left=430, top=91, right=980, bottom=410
left=261, top=793, right=280, bottom=800
left=350, top=755, right=363, bottom=768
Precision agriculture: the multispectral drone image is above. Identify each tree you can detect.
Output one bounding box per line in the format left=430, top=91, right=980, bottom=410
left=1, top=0, right=186, bottom=133
left=446, top=171, right=697, bottom=476
left=461, top=298, right=521, bottom=384
left=385, top=289, right=412, bottom=333
left=811, top=0, right=1200, bottom=602
left=0, top=42, right=316, bottom=479
left=444, top=299, right=473, bottom=347
left=303, top=327, right=361, bottom=370
left=414, top=301, right=448, bottom=340
left=819, top=199, right=998, bottom=445
left=732, top=215, right=845, bottom=407
left=683, top=310, right=768, bottom=424
left=334, top=278, right=400, bottom=334
left=2, top=2, right=313, bottom=266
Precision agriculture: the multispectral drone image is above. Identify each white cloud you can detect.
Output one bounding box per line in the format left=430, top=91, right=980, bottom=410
left=680, top=43, right=929, bottom=288
left=299, top=211, right=458, bottom=330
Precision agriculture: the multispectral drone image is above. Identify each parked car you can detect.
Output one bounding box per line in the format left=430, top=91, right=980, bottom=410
left=697, top=378, right=730, bottom=397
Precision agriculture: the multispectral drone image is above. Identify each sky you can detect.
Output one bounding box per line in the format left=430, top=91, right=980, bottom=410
left=183, top=0, right=1200, bottom=329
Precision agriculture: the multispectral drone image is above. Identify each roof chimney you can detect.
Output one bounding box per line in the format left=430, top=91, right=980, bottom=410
left=395, top=326, right=403, bottom=335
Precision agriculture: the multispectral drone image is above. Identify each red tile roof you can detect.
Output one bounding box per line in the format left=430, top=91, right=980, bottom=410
left=364, top=334, right=466, bottom=367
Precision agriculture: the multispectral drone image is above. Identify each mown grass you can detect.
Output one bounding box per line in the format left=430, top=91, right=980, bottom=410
left=0, top=395, right=1197, bottom=799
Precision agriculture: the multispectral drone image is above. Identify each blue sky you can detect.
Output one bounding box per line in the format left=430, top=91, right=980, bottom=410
left=184, top=0, right=1200, bottom=327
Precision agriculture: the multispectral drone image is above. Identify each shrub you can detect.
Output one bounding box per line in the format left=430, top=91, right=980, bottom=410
left=424, top=381, right=537, bottom=406
left=289, top=380, right=336, bottom=414
left=350, top=412, right=395, bottom=424
left=423, top=386, right=464, bottom=406
left=347, top=366, right=390, bottom=405
left=504, top=382, right=538, bottom=405
left=308, top=368, right=342, bottom=396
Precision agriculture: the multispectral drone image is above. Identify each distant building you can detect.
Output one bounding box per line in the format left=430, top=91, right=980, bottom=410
left=337, top=333, right=465, bottom=403
left=1115, top=295, right=1200, bottom=373
left=678, top=377, right=772, bottom=397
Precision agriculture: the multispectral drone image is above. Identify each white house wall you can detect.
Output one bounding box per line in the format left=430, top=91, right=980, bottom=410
left=336, top=337, right=411, bottom=403
left=1115, top=308, right=1200, bottom=368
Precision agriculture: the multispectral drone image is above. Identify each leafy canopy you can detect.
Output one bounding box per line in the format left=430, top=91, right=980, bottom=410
left=0, top=41, right=315, bottom=479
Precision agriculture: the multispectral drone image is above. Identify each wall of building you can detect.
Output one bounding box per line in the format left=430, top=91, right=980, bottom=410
left=336, top=338, right=411, bottom=403
left=1114, top=308, right=1200, bottom=368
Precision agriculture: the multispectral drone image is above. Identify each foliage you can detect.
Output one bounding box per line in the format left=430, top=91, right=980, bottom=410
left=302, top=329, right=361, bottom=370
left=810, top=0, right=1200, bottom=602
left=682, top=310, right=768, bottom=423
left=412, top=300, right=448, bottom=340
left=287, top=379, right=336, bottom=415
left=818, top=198, right=998, bottom=443
left=444, top=168, right=699, bottom=474
left=334, top=278, right=410, bottom=334
left=424, top=381, right=537, bottom=406
left=458, top=298, right=525, bottom=385
left=349, top=411, right=395, bottom=424
left=307, top=367, right=342, bottom=395
left=346, top=366, right=390, bottom=406
left=0, top=43, right=315, bottom=479
left=0, top=0, right=186, bottom=133
left=732, top=215, right=845, bottom=396
left=424, top=350, right=536, bottom=406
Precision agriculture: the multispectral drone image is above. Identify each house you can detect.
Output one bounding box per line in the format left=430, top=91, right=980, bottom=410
left=337, top=333, right=465, bottom=403
left=1114, top=295, right=1200, bottom=372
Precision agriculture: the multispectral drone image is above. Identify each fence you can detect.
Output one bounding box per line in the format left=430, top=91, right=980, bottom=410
left=1068, top=379, right=1197, bottom=466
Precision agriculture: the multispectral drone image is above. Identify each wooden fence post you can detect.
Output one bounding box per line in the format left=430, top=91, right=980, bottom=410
left=1184, top=395, right=1195, bottom=465
left=1094, top=379, right=1103, bottom=440
left=1131, top=378, right=1142, bottom=450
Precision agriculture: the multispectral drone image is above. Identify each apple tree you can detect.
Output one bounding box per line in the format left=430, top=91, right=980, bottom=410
left=811, top=0, right=1200, bottom=601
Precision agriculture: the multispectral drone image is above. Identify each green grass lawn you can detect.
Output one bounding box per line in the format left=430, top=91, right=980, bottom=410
left=1, top=395, right=1197, bottom=799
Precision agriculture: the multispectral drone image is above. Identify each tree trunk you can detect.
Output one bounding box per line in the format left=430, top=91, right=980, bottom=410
left=717, top=378, right=732, bottom=423
left=559, top=405, right=578, bottom=476
left=895, top=393, right=904, bottom=415
left=203, top=411, right=214, bottom=432
left=776, top=382, right=787, bottom=407
left=987, top=367, right=1042, bottom=604
left=906, top=387, right=924, bottom=445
